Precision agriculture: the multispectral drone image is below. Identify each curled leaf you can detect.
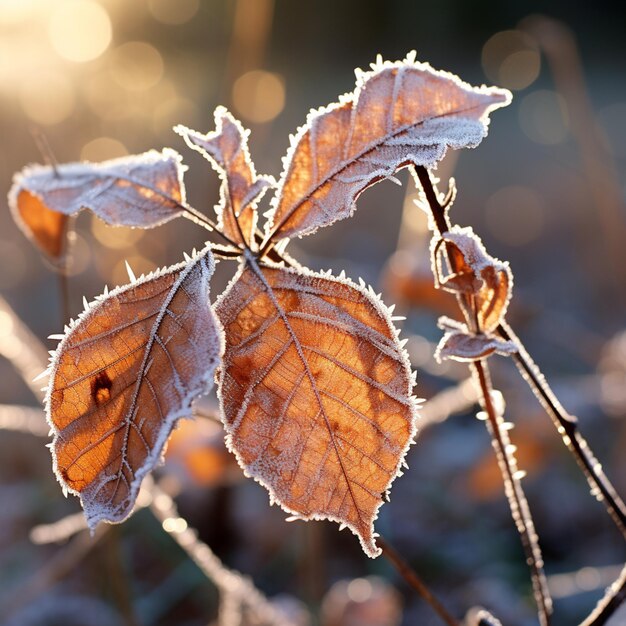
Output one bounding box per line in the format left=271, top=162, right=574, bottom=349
left=46, top=247, right=222, bottom=529
left=215, top=259, right=418, bottom=557
left=176, top=107, right=274, bottom=248
left=265, top=51, right=511, bottom=242
left=10, top=189, right=72, bottom=264
left=9, top=149, right=187, bottom=259
left=435, top=329, right=517, bottom=362
left=432, top=226, right=513, bottom=332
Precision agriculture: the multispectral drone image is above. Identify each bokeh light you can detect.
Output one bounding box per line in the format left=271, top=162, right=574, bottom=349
left=0, top=0, right=43, bottom=25
left=80, top=137, right=128, bottom=162
left=48, top=0, right=112, bottom=63
left=90, top=215, right=144, bottom=250
left=519, top=89, right=569, bottom=144
left=109, top=41, right=164, bottom=92
left=82, top=72, right=130, bottom=121
left=482, top=30, right=541, bottom=90
left=152, top=96, right=199, bottom=138
left=18, top=70, right=75, bottom=125
left=148, top=0, right=200, bottom=25
left=232, top=70, right=285, bottom=123
left=485, top=185, right=545, bottom=246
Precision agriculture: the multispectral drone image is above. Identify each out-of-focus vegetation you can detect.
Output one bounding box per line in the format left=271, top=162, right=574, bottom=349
left=0, top=1, right=625, bottom=624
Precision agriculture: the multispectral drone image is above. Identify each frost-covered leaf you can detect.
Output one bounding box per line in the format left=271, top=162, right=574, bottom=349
left=46, top=246, right=222, bottom=529
left=176, top=107, right=273, bottom=248
left=265, top=52, right=511, bottom=242
left=9, top=149, right=187, bottom=259
left=9, top=189, right=72, bottom=264
left=432, top=226, right=513, bottom=332
left=215, top=259, right=418, bottom=557
left=435, top=329, right=517, bottom=362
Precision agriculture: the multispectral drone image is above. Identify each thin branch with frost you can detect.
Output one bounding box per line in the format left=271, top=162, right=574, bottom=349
left=418, top=377, right=478, bottom=428
left=498, top=321, right=626, bottom=537
left=0, top=295, right=50, bottom=402
left=0, top=404, right=49, bottom=436
left=149, top=482, right=295, bottom=626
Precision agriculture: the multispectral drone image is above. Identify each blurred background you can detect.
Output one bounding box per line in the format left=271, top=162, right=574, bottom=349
left=0, top=1, right=625, bottom=624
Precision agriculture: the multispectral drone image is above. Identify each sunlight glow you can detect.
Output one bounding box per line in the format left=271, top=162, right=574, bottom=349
left=109, top=42, right=164, bottom=92
left=232, top=70, right=285, bottom=123
left=19, top=70, right=75, bottom=125
left=48, top=0, right=112, bottom=63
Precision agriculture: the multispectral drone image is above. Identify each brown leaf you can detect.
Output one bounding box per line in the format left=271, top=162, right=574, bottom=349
left=435, top=329, right=517, bottom=362
left=265, top=52, right=511, bottom=242
left=11, top=189, right=71, bottom=264
left=9, top=149, right=187, bottom=259
left=215, top=260, right=418, bottom=557
left=176, top=108, right=273, bottom=248
left=432, top=226, right=513, bottom=332
left=46, top=247, right=222, bottom=529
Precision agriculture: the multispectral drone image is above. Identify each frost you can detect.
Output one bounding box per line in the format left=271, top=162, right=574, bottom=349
left=436, top=330, right=517, bottom=362
left=45, top=246, right=223, bottom=530
left=264, top=53, right=511, bottom=243
left=215, top=256, right=419, bottom=557
left=432, top=226, right=513, bottom=332
left=176, top=108, right=274, bottom=248
left=8, top=149, right=187, bottom=260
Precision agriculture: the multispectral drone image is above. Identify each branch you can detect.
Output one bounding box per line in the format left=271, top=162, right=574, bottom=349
left=149, top=482, right=294, bottom=626
left=579, top=563, right=626, bottom=626
left=472, top=361, right=552, bottom=625
left=498, top=321, right=626, bottom=537
left=377, top=535, right=460, bottom=626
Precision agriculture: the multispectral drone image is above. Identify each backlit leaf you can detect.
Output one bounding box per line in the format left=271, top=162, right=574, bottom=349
left=215, top=259, right=418, bottom=557
left=176, top=107, right=274, bottom=248
left=432, top=226, right=513, bottom=332
left=265, top=52, right=511, bottom=242
left=9, top=149, right=187, bottom=260
left=46, top=246, right=222, bottom=529
left=10, top=189, right=71, bottom=264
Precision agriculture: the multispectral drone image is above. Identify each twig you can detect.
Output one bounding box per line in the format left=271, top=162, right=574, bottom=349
left=2, top=525, right=108, bottom=619
left=0, top=295, right=50, bottom=402
left=0, top=404, right=49, bottom=436
left=579, top=564, right=626, bottom=626
left=377, top=535, right=460, bottom=626
left=472, top=361, right=552, bottom=625
left=419, top=377, right=478, bottom=428
left=413, top=165, right=552, bottom=623
left=57, top=266, right=71, bottom=326
left=149, top=482, right=294, bottom=626
left=498, top=322, right=626, bottom=537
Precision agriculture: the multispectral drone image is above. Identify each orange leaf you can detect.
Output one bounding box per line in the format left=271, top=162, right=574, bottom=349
left=432, top=226, right=513, bottom=332
left=176, top=108, right=273, bottom=248
left=46, top=247, right=222, bottom=529
left=265, top=52, right=511, bottom=242
left=9, top=149, right=187, bottom=260
left=12, top=189, right=71, bottom=264
left=215, top=259, right=418, bottom=557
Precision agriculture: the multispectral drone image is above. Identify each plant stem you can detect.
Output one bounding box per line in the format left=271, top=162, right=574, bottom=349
left=413, top=165, right=552, bottom=622
left=414, top=164, right=626, bottom=537
left=57, top=267, right=70, bottom=325
left=472, top=361, right=552, bottom=625
left=580, top=564, right=626, bottom=626
left=377, top=535, right=459, bottom=626
left=497, top=321, right=626, bottom=538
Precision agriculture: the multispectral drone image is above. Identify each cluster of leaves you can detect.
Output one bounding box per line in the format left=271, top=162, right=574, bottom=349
left=9, top=53, right=510, bottom=558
